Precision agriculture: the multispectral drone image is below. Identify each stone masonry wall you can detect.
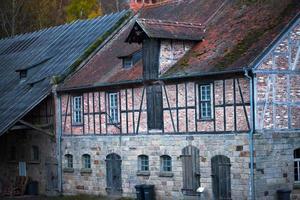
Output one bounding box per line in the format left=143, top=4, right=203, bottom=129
left=254, top=131, right=300, bottom=200
left=62, top=133, right=251, bottom=200
left=0, top=130, right=57, bottom=195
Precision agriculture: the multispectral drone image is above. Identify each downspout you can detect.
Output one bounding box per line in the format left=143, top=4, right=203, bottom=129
left=245, top=69, right=255, bottom=200
left=53, top=85, right=63, bottom=193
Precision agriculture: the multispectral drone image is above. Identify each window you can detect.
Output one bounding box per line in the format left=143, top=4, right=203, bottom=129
left=123, top=57, right=133, bottom=68
left=199, top=84, right=213, bottom=119
left=32, top=146, right=39, bottom=161
left=82, top=154, right=91, bottom=169
left=138, top=155, right=149, bottom=171
left=295, top=148, right=300, bottom=183
left=73, top=96, right=82, bottom=124
left=65, top=154, right=73, bottom=168
left=19, top=162, right=26, bottom=176
left=160, top=155, right=172, bottom=172
left=19, top=70, right=27, bottom=79
left=109, top=93, right=119, bottom=123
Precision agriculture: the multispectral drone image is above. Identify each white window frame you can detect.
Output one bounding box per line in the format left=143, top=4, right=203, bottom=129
left=109, top=93, right=119, bottom=124
left=72, top=96, right=82, bottom=124
left=65, top=154, right=73, bottom=168
left=123, top=57, right=133, bottom=68
left=199, top=84, right=213, bottom=119
left=160, top=155, right=172, bottom=172
left=138, top=155, right=149, bottom=171
left=82, top=154, right=91, bottom=169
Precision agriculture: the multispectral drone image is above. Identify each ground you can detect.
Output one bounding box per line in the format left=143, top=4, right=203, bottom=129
left=0, top=195, right=133, bottom=200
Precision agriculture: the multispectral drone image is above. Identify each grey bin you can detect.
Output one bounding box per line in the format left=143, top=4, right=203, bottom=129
left=277, top=189, right=291, bottom=200
left=143, top=185, right=155, bottom=200
left=135, top=184, right=145, bottom=200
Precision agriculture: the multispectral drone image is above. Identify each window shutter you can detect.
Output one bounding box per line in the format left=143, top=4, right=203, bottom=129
left=147, top=84, right=163, bottom=130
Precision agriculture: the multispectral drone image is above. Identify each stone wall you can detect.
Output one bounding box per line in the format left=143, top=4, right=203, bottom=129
left=61, top=133, right=251, bottom=200
left=0, top=130, right=57, bottom=195
left=254, top=131, right=300, bottom=200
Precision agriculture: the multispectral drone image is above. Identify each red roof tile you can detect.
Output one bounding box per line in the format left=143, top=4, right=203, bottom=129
left=61, top=0, right=300, bottom=90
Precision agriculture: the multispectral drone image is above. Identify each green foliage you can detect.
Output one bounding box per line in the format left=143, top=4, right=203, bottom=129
left=65, top=0, right=102, bottom=22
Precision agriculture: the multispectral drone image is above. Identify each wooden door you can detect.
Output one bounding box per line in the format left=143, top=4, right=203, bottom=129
left=211, top=155, right=231, bottom=200
left=181, top=146, right=200, bottom=196
left=106, top=153, right=122, bottom=195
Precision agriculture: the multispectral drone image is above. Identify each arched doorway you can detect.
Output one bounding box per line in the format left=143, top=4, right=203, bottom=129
left=211, top=155, right=231, bottom=200
left=106, top=153, right=122, bottom=195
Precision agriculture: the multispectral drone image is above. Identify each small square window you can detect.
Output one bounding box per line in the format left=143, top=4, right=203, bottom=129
left=160, top=155, right=172, bottom=172
left=32, top=146, right=39, bottom=161
left=20, top=70, right=27, bottom=79
left=123, top=57, right=133, bottom=68
left=138, top=155, right=149, bottom=171
left=73, top=96, right=82, bottom=124
left=65, top=154, right=73, bottom=168
left=82, top=154, right=91, bottom=169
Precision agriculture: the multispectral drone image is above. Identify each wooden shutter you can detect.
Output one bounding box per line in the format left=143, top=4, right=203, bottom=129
left=147, top=84, right=163, bottom=130
left=181, top=146, right=200, bottom=196
left=143, top=39, right=160, bottom=80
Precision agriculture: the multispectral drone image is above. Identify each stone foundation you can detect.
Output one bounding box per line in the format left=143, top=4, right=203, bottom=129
left=61, top=133, right=250, bottom=200
left=0, top=130, right=57, bottom=195
left=254, top=131, right=300, bottom=200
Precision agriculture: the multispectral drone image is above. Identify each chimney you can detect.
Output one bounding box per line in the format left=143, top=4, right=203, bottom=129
left=129, top=0, right=166, bottom=12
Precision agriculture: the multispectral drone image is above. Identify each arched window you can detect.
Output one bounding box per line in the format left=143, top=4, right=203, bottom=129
left=82, top=154, right=91, bottom=169
left=160, top=155, right=172, bottom=172
left=138, top=155, right=149, bottom=171
left=294, top=148, right=300, bottom=183
left=65, top=154, right=73, bottom=168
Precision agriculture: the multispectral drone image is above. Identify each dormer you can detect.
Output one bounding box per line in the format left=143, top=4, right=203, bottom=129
left=126, top=18, right=204, bottom=80
left=118, top=50, right=142, bottom=69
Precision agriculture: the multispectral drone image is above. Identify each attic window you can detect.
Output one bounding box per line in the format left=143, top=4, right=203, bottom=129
left=19, top=70, right=27, bottom=79
left=123, top=57, right=133, bottom=68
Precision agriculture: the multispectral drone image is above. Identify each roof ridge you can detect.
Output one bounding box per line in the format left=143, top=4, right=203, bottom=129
left=137, top=18, right=203, bottom=28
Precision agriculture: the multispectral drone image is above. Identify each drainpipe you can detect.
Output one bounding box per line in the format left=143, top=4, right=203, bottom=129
left=244, top=69, right=255, bottom=200
left=53, top=86, right=63, bottom=193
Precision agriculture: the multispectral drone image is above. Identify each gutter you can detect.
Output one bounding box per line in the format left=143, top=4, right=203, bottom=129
left=244, top=69, right=255, bottom=200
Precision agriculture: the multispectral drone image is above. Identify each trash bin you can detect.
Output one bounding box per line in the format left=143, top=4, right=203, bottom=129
left=143, top=185, right=155, bottom=200
left=277, top=189, right=291, bottom=200
left=135, top=184, right=145, bottom=200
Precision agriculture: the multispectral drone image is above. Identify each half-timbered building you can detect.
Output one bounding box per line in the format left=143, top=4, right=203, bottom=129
left=57, top=0, right=300, bottom=199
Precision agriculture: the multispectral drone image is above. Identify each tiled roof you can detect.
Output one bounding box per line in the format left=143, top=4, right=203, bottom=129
left=60, top=16, right=142, bottom=91
left=163, top=0, right=300, bottom=77
left=60, top=0, right=300, bottom=90
left=0, top=10, right=130, bottom=135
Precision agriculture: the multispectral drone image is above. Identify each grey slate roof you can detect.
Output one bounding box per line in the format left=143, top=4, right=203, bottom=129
left=0, top=10, right=130, bottom=136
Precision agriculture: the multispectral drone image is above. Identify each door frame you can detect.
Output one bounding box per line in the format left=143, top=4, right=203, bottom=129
left=211, top=155, right=231, bottom=200
left=105, top=153, right=122, bottom=195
